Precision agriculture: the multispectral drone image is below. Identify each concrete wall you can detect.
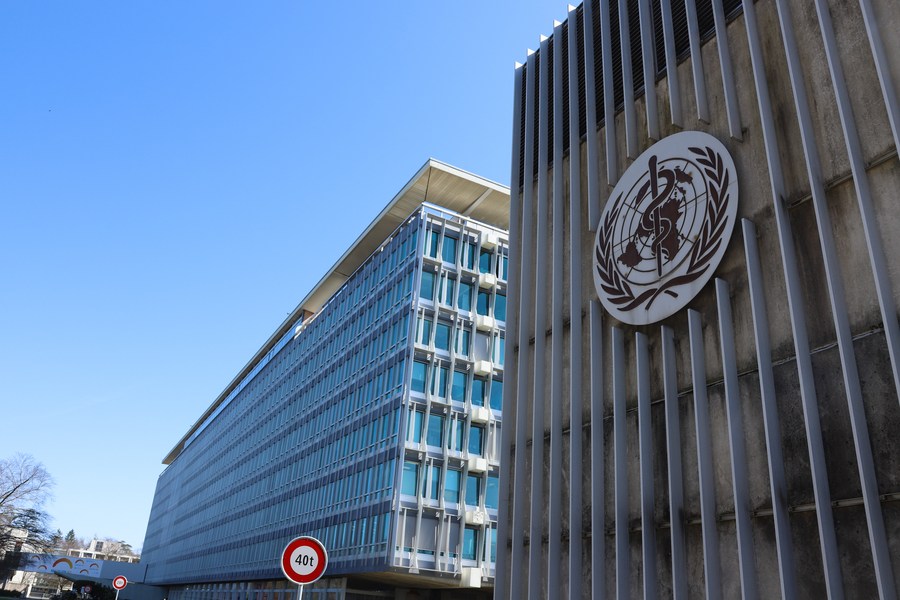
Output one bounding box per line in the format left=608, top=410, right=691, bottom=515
left=497, top=0, right=900, bottom=598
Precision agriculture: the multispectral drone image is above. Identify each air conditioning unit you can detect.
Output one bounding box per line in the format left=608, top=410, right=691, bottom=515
left=460, top=567, right=482, bottom=588
left=468, top=457, right=488, bottom=472
left=465, top=509, right=486, bottom=525
left=475, top=315, right=496, bottom=331
left=473, top=360, right=493, bottom=376
left=470, top=407, right=490, bottom=423
left=478, top=273, right=497, bottom=288
left=480, top=232, right=499, bottom=250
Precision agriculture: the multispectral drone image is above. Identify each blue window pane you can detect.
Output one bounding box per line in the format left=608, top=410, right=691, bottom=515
left=465, top=475, right=481, bottom=506
left=442, top=236, right=457, bottom=263
left=427, top=465, right=441, bottom=500
left=442, top=277, right=455, bottom=306
left=445, top=469, right=461, bottom=503
left=493, top=335, right=505, bottom=365
left=427, top=231, right=439, bottom=258
left=465, top=243, right=476, bottom=269
left=489, top=379, right=503, bottom=410
left=486, top=475, right=499, bottom=509
left=412, top=361, right=427, bottom=393
left=449, top=420, right=463, bottom=451
left=418, top=318, right=432, bottom=345
left=501, top=255, right=509, bottom=280
left=420, top=271, right=435, bottom=300
left=476, top=290, right=490, bottom=316
left=457, top=329, right=471, bottom=356
left=426, top=414, right=444, bottom=447
left=463, top=527, right=478, bottom=560
left=469, top=425, right=484, bottom=455
left=432, top=365, right=448, bottom=397
left=435, top=323, right=451, bottom=351
left=458, top=282, right=473, bottom=311
left=408, top=410, right=424, bottom=442
left=495, top=293, right=507, bottom=321
left=401, top=461, right=419, bottom=495
left=451, top=371, right=467, bottom=402
left=471, top=378, right=486, bottom=407
left=479, top=250, right=492, bottom=274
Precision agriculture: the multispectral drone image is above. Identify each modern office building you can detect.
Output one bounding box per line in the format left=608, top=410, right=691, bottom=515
left=141, top=160, right=510, bottom=599
left=497, top=1, right=900, bottom=599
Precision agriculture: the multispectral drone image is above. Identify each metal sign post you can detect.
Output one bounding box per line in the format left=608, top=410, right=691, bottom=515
left=112, top=576, right=127, bottom=600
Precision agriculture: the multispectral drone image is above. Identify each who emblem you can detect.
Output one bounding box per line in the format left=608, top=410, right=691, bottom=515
left=593, top=131, right=739, bottom=325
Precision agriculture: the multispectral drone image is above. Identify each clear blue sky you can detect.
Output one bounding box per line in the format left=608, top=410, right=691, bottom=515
left=0, top=1, right=566, bottom=551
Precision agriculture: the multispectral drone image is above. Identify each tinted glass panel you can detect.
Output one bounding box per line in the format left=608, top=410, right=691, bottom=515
left=457, top=329, right=471, bottom=356
left=465, top=244, right=476, bottom=269
left=479, top=250, right=492, bottom=274
left=435, top=323, right=451, bottom=351
left=465, top=475, right=481, bottom=506
left=427, top=466, right=441, bottom=499
left=477, top=290, right=490, bottom=316
left=408, top=410, right=424, bottom=442
left=426, top=414, right=444, bottom=447
left=427, top=231, right=439, bottom=258
left=469, top=425, right=484, bottom=455
left=463, top=527, right=478, bottom=560
left=472, top=378, right=486, bottom=407
left=495, top=293, right=507, bottom=321
left=420, top=271, right=435, bottom=300
left=486, top=474, right=499, bottom=509
left=451, top=370, right=467, bottom=402
left=401, top=461, right=418, bottom=495
left=445, top=469, right=461, bottom=503
left=412, top=361, right=427, bottom=393
left=458, top=282, right=473, bottom=311
left=442, top=236, right=457, bottom=263
left=490, top=380, right=503, bottom=411
left=442, top=277, right=455, bottom=306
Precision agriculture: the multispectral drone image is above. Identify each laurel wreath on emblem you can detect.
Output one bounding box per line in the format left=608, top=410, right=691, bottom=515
left=595, top=145, right=731, bottom=311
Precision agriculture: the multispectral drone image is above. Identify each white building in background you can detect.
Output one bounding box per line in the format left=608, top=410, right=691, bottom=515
left=64, top=539, right=140, bottom=564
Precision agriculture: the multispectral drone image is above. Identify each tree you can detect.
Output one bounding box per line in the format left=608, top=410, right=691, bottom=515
left=0, top=455, right=55, bottom=588
left=0, top=508, right=55, bottom=584
left=0, top=454, right=53, bottom=516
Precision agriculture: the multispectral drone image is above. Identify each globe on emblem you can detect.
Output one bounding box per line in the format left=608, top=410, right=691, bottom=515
left=593, top=131, right=739, bottom=326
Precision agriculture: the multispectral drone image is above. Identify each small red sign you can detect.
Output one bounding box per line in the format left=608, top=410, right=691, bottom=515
left=112, top=576, right=127, bottom=590
left=280, top=537, right=327, bottom=585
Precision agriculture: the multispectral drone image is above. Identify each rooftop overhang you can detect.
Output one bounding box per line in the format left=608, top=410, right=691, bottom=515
left=162, top=159, right=510, bottom=465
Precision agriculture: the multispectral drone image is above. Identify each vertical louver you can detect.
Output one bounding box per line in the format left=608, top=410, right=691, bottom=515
left=517, top=0, right=745, bottom=182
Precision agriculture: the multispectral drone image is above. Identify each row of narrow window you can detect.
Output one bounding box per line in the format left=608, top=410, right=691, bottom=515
left=424, top=226, right=508, bottom=280
left=401, top=461, right=500, bottom=509
left=400, top=526, right=496, bottom=563
left=406, top=410, right=487, bottom=455
left=419, top=270, right=507, bottom=320
left=411, top=360, right=503, bottom=409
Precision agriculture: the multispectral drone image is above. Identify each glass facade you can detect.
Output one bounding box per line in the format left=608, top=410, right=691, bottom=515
left=141, top=203, right=507, bottom=596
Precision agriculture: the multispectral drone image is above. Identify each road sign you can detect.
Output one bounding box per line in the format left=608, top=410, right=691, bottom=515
left=280, top=536, right=327, bottom=585
left=112, top=576, right=127, bottom=590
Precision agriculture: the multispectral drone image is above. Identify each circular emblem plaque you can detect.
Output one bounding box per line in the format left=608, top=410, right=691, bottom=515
left=593, top=131, right=738, bottom=325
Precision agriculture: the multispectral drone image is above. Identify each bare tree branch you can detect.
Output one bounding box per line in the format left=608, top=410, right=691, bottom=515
left=0, top=454, right=53, bottom=516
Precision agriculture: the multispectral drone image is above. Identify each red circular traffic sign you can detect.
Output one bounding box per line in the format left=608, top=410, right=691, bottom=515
left=112, top=576, right=128, bottom=590
left=280, top=536, right=327, bottom=585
